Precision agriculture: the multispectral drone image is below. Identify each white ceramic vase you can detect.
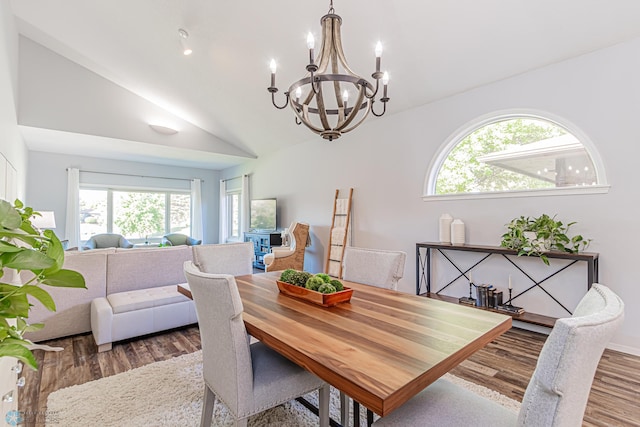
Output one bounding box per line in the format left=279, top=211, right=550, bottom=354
left=439, top=214, right=453, bottom=243
left=451, top=219, right=465, bottom=245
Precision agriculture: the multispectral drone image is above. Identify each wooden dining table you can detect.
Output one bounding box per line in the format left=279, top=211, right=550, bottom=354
left=178, top=271, right=511, bottom=420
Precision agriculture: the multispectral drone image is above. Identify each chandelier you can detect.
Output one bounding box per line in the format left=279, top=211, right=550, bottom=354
left=268, top=1, right=389, bottom=141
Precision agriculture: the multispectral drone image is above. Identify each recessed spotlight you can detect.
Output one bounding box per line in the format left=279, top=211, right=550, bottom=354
left=178, top=28, right=192, bottom=56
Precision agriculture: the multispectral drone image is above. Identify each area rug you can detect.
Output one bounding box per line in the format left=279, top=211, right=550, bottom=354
left=46, top=351, right=520, bottom=426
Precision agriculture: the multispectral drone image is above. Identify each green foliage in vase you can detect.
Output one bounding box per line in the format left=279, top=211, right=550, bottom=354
left=500, top=214, right=591, bottom=265
left=0, top=199, right=86, bottom=370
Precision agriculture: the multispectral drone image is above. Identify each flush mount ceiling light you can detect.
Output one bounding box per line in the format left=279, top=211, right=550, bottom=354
left=178, top=28, right=193, bottom=56
left=268, top=0, right=390, bottom=141
left=149, top=124, right=179, bottom=135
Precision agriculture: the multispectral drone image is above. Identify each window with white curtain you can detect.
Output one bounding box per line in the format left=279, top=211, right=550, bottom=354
left=222, top=176, right=243, bottom=242
left=79, top=187, right=191, bottom=243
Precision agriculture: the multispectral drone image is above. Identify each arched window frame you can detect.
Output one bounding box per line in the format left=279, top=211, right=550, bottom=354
left=423, top=109, right=610, bottom=201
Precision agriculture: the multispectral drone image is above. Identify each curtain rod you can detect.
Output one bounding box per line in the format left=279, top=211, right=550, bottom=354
left=67, top=168, right=203, bottom=183
left=221, top=174, right=249, bottom=183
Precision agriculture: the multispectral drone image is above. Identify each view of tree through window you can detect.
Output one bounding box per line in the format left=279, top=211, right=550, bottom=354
left=79, top=188, right=191, bottom=242
left=435, top=117, right=597, bottom=195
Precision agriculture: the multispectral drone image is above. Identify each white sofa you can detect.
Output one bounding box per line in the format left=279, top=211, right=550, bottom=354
left=25, top=242, right=254, bottom=352
left=90, top=245, right=197, bottom=352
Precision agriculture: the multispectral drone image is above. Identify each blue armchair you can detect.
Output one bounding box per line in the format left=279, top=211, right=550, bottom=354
left=162, top=233, right=202, bottom=246
left=82, top=233, right=134, bottom=250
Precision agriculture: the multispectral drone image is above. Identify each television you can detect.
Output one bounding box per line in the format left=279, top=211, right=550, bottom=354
left=250, top=198, right=277, bottom=231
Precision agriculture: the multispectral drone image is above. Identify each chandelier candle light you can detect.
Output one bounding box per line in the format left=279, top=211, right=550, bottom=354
left=268, top=0, right=390, bottom=141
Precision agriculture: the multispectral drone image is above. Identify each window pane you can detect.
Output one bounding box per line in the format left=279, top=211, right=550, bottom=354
left=113, top=191, right=165, bottom=239
left=79, top=189, right=107, bottom=241
left=435, top=118, right=597, bottom=195
left=230, top=193, right=240, bottom=238
left=170, top=193, right=191, bottom=234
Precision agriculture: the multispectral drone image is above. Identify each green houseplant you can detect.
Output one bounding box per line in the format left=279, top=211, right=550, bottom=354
left=500, top=214, right=591, bottom=265
left=0, top=199, right=86, bottom=370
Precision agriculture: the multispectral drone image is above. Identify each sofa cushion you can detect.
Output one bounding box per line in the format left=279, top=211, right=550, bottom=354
left=107, top=285, right=191, bottom=314
left=106, top=245, right=193, bottom=294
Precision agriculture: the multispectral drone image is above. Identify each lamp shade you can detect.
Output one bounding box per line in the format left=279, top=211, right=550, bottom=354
left=31, top=211, right=56, bottom=229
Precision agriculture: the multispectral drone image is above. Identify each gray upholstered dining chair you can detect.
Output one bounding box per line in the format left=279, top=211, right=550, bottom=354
left=184, top=261, right=330, bottom=427
left=371, top=283, right=625, bottom=427
left=162, top=232, right=202, bottom=246
left=341, top=246, right=407, bottom=290
left=339, top=246, right=407, bottom=424
left=82, top=233, right=133, bottom=250
left=191, top=242, right=254, bottom=276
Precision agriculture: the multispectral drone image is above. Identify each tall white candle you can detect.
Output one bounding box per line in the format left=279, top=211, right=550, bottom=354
left=509, top=275, right=512, bottom=289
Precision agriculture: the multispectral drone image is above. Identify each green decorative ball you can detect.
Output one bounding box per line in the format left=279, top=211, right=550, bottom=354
left=318, top=283, right=337, bottom=294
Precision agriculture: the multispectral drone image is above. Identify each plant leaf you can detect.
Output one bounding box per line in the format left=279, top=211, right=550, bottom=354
left=21, top=285, right=56, bottom=311
left=0, top=342, right=38, bottom=370
left=1, top=250, right=55, bottom=271
left=42, top=230, right=64, bottom=275
left=40, top=269, right=87, bottom=289
left=0, top=200, right=22, bottom=229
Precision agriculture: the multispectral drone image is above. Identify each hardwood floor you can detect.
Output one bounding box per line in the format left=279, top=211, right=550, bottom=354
left=20, top=327, right=640, bottom=427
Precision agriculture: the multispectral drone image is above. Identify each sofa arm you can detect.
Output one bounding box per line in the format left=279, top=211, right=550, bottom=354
left=91, top=297, right=114, bottom=350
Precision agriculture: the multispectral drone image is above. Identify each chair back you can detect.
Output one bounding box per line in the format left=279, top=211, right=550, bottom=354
left=183, top=261, right=253, bottom=414
left=517, top=283, right=624, bottom=426
left=342, top=247, right=406, bottom=290
left=84, top=233, right=133, bottom=249
left=289, top=222, right=310, bottom=251
left=162, top=233, right=202, bottom=246
left=192, top=242, right=254, bottom=276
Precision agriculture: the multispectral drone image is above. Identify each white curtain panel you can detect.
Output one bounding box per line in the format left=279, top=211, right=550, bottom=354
left=219, top=179, right=229, bottom=243
left=240, top=174, right=250, bottom=236
left=190, top=179, right=203, bottom=241
left=65, top=168, right=80, bottom=248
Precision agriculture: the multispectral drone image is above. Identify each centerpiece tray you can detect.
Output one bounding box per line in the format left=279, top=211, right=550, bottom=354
left=276, top=280, right=353, bottom=307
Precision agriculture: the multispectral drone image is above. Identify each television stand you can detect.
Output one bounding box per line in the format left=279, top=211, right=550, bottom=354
left=244, top=231, right=282, bottom=270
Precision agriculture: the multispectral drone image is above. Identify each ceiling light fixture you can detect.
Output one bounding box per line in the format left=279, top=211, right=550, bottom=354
left=178, top=28, right=192, bottom=56
left=268, top=0, right=390, bottom=141
left=149, top=124, right=179, bottom=135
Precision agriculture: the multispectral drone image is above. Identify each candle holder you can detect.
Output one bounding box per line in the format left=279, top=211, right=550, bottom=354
left=497, top=288, right=525, bottom=314
left=458, top=279, right=476, bottom=306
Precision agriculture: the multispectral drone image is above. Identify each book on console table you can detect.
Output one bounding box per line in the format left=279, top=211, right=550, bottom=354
left=496, top=304, right=525, bottom=315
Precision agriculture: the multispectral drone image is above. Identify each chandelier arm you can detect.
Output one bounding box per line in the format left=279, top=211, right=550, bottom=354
left=336, top=87, right=367, bottom=131
left=271, top=91, right=290, bottom=110
left=342, top=102, right=372, bottom=133
left=331, top=16, right=358, bottom=77
left=311, top=73, right=320, bottom=95
left=315, top=16, right=333, bottom=75
left=364, top=78, right=380, bottom=100
left=371, top=99, right=387, bottom=117
left=290, top=100, right=323, bottom=134
left=315, top=85, right=332, bottom=131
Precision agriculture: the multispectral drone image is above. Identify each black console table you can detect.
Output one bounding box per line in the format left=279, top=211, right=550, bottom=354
left=415, top=242, right=599, bottom=327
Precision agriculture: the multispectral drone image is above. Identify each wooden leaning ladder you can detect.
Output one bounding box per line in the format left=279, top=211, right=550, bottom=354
left=325, top=188, right=353, bottom=278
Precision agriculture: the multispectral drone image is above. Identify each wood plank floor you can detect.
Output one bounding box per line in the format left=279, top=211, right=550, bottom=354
left=20, top=327, right=640, bottom=427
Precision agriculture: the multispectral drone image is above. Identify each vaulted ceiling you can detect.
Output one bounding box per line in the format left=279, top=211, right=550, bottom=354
left=10, top=0, right=640, bottom=169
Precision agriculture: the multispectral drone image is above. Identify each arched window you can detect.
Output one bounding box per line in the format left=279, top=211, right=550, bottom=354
left=424, top=111, right=609, bottom=200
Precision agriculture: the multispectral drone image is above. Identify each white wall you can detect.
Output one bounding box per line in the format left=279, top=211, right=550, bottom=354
left=27, top=151, right=220, bottom=244
left=223, top=37, right=640, bottom=355
left=0, top=2, right=27, bottom=199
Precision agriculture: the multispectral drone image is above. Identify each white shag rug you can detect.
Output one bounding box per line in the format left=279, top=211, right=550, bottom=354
left=46, top=351, right=520, bottom=426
